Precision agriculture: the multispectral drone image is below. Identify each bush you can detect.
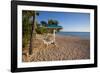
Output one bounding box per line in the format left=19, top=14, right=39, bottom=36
left=36, top=26, right=47, bottom=34
left=22, top=35, right=30, bottom=48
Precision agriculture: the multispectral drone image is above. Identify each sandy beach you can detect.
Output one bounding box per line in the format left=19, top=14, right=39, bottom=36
left=22, top=34, right=90, bottom=62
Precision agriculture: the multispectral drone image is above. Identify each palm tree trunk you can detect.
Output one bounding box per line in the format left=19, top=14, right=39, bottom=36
left=53, top=29, right=55, bottom=42
left=29, top=11, right=36, bottom=55
left=33, top=11, right=37, bottom=36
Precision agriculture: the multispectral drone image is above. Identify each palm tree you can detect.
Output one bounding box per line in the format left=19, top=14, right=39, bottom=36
left=48, top=19, right=54, bottom=25
left=48, top=19, right=59, bottom=25
left=53, top=20, right=59, bottom=26
left=22, top=11, right=31, bottom=48
left=29, top=11, right=39, bottom=55
left=40, top=21, right=47, bottom=27
left=22, top=10, right=39, bottom=55
left=47, top=19, right=59, bottom=33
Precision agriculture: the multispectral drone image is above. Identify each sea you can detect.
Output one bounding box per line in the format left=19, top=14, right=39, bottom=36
left=56, top=32, right=90, bottom=39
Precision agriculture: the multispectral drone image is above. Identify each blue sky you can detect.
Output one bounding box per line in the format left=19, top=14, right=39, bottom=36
left=37, top=11, right=90, bottom=32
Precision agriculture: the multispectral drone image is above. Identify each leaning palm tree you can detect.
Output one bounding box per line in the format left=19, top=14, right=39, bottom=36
left=29, top=11, right=39, bottom=55
left=22, top=10, right=39, bottom=55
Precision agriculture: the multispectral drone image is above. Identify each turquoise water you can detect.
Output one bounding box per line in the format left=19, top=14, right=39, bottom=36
left=56, top=32, right=90, bottom=39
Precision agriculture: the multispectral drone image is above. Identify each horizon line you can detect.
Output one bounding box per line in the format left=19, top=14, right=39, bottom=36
left=58, top=31, right=90, bottom=32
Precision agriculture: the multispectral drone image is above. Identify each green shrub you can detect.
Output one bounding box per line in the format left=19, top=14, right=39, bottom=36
left=36, top=26, right=47, bottom=34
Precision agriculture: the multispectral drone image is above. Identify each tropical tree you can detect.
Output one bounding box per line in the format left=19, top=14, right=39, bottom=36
left=40, top=21, right=47, bottom=27
left=22, top=10, right=39, bottom=55
left=36, top=21, right=47, bottom=34
left=47, top=19, right=59, bottom=33
left=48, top=19, right=59, bottom=25
left=53, top=20, right=59, bottom=26
left=48, top=19, right=54, bottom=25
left=29, top=11, right=39, bottom=55
left=22, top=11, right=32, bottom=48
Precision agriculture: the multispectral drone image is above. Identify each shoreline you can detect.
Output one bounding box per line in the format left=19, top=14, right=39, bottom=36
left=55, top=33, right=90, bottom=40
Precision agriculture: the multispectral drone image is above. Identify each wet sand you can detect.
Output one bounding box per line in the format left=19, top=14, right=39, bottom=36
left=22, top=35, right=90, bottom=62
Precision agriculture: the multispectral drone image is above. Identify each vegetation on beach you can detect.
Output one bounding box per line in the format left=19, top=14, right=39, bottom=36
left=22, top=10, right=90, bottom=62
left=22, top=10, right=60, bottom=51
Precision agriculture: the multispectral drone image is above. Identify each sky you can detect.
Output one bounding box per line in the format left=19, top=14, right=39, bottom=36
left=37, top=11, right=90, bottom=32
